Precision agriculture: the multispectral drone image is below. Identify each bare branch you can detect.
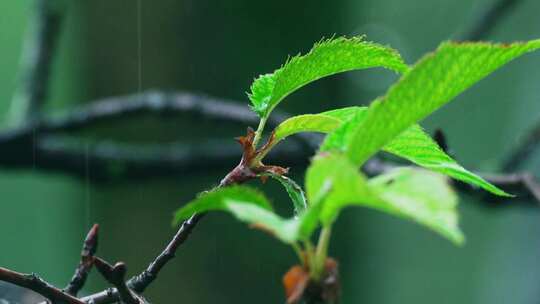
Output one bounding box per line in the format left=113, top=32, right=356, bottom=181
left=64, top=224, right=99, bottom=296
left=79, top=167, right=257, bottom=304
left=0, top=267, right=84, bottom=304
left=128, top=213, right=204, bottom=293
left=93, top=258, right=142, bottom=304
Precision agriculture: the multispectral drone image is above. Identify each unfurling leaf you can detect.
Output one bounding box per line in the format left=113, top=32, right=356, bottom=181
left=174, top=185, right=324, bottom=244
left=265, top=173, right=308, bottom=216
left=173, top=186, right=272, bottom=224
left=248, top=37, right=408, bottom=118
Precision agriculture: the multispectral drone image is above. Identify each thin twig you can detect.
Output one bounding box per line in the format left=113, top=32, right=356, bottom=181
left=128, top=213, right=204, bottom=293
left=7, top=0, right=63, bottom=124
left=93, top=258, right=142, bottom=304
left=0, top=267, right=85, bottom=304
left=64, top=224, right=99, bottom=296
left=78, top=166, right=255, bottom=304
left=79, top=214, right=205, bottom=304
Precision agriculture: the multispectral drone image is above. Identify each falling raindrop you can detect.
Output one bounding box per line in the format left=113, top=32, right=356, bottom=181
left=138, top=0, right=142, bottom=93
left=32, top=127, right=36, bottom=170
left=85, top=141, right=91, bottom=230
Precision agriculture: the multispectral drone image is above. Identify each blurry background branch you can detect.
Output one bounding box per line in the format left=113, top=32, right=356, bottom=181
left=460, top=0, right=523, bottom=41
left=0, top=91, right=312, bottom=181
left=7, top=0, right=63, bottom=125
left=0, top=89, right=538, bottom=203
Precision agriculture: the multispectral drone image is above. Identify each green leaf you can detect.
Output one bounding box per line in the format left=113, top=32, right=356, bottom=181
left=173, top=186, right=272, bottom=224
left=341, top=40, right=540, bottom=165
left=305, top=153, right=384, bottom=225
left=276, top=107, right=508, bottom=196
left=248, top=74, right=276, bottom=116
left=383, top=125, right=509, bottom=196
left=306, top=153, right=463, bottom=244
left=265, top=173, right=308, bottom=215
left=274, top=106, right=366, bottom=144
left=248, top=36, right=408, bottom=118
left=224, top=202, right=300, bottom=243
left=368, top=167, right=464, bottom=245
left=227, top=197, right=327, bottom=244
left=174, top=185, right=323, bottom=244
left=273, top=114, right=342, bottom=143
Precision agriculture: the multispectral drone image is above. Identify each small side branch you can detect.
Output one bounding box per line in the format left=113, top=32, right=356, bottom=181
left=128, top=213, right=204, bottom=293
left=80, top=165, right=257, bottom=304
left=64, top=224, right=99, bottom=296
left=94, top=258, right=142, bottom=304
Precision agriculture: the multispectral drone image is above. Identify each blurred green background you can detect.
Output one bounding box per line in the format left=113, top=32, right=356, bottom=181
left=1, top=0, right=540, bottom=303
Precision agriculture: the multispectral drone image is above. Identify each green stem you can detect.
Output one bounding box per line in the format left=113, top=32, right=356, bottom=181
left=312, top=226, right=332, bottom=280
left=303, top=240, right=315, bottom=271
left=291, top=242, right=305, bottom=266
left=252, top=115, right=268, bottom=148
left=253, top=137, right=280, bottom=164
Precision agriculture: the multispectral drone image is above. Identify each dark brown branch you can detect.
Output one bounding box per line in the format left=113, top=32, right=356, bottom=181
left=79, top=168, right=254, bottom=304
left=8, top=0, right=63, bottom=123
left=128, top=213, right=204, bottom=293
left=64, top=224, right=99, bottom=296
left=460, top=0, right=523, bottom=41
left=0, top=267, right=84, bottom=304
left=93, top=258, right=142, bottom=304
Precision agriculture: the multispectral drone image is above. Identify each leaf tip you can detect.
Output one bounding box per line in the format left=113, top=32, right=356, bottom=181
left=452, top=233, right=466, bottom=247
